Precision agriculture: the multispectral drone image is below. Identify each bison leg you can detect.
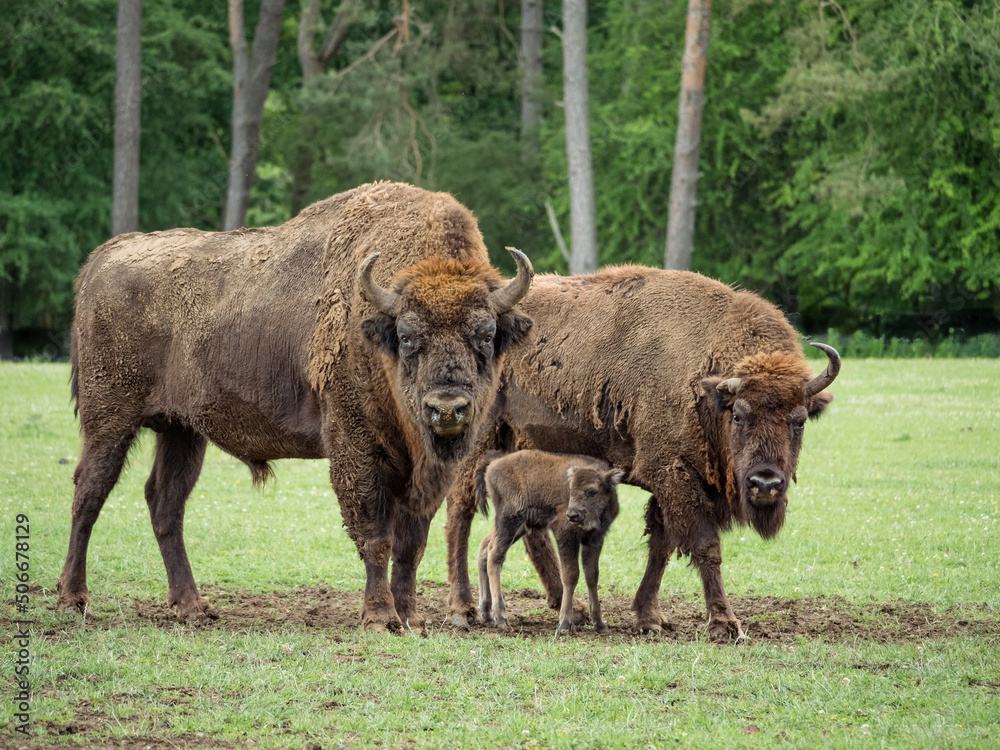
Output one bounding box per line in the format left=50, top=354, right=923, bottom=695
left=144, top=425, right=210, bottom=623
left=581, top=538, right=608, bottom=634
left=56, top=430, right=137, bottom=614
left=632, top=497, right=673, bottom=633
left=692, top=533, right=744, bottom=644
left=334, top=464, right=403, bottom=633
left=389, top=506, right=434, bottom=628
left=555, top=534, right=580, bottom=635
left=444, top=485, right=479, bottom=628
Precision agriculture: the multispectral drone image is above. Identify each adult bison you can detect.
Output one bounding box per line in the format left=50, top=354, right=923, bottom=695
left=444, top=266, right=839, bottom=642
left=56, top=181, right=533, bottom=631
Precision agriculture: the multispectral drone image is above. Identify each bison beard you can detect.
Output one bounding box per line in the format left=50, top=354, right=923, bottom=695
left=444, top=267, right=839, bottom=643
left=56, top=182, right=533, bottom=632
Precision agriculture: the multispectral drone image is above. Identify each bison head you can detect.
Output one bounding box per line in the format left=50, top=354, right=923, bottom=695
left=565, top=465, right=625, bottom=532
left=360, top=248, right=533, bottom=462
left=700, top=343, right=840, bottom=539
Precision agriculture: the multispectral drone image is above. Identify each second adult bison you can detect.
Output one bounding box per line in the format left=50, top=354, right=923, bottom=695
left=56, top=182, right=533, bottom=631
left=444, top=266, right=839, bottom=642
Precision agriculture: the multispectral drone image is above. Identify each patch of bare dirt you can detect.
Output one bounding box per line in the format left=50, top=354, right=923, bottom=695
left=43, top=581, right=999, bottom=643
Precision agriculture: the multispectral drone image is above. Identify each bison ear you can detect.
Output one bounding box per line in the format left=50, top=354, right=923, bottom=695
left=495, top=310, right=533, bottom=354
left=700, top=377, right=735, bottom=410
left=607, top=468, right=626, bottom=486
left=807, top=390, right=833, bottom=419
left=361, top=313, right=399, bottom=357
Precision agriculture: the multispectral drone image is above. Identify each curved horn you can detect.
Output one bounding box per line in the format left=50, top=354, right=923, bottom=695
left=805, top=343, right=842, bottom=397
left=717, top=378, right=744, bottom=395
left=357, top=253, right=400, bottom=315
left=490, top=247, right=534, bottom=314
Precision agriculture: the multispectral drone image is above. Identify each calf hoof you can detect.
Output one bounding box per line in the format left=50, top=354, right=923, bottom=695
left=708, top=617, right=744, bottom=644
left=493, top=614, right=510, bottom=630
left=593, top=619, right=609, bottom=634
left=477, top=603, right=492, bottom=624
left=557, top=620, right=576, bottom=636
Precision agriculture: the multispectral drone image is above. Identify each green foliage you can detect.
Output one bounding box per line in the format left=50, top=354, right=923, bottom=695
left=0, top=0, right=231, bottom=331
left=1, top=0, right=996, bottom=342
left=809, top=328, right=1000, bottom=359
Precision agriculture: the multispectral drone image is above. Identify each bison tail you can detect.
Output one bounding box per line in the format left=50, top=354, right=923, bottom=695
left=248, top=460, right=275, bottom=488
left=69, top=327, right=80, bottom=419
left=474, top=450, right=505, bottom=517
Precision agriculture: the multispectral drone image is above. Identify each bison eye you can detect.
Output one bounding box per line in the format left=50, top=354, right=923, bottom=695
left=792, top=421, right=805, bottom=434
left=399, top=334, right=410, bottom=346
left=481, top=333, right=494, bottom=345
left=732, top=412, right=743, bottom=426
left=586, top=489, right=597, bottom=498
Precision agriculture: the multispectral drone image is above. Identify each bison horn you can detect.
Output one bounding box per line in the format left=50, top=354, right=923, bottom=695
left=490, top=247, right=534, bottom=314
left=805, top=343, right=842, bottom=397
left=358, top=253, right=400, bottom=315
left=717, top=378, right=744, bottom=395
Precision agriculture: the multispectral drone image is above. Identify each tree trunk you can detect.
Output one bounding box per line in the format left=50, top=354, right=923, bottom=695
left=112, top=0, right=143, bottom=236
left=291, top=0, right=357, bottom=216
left=562, top=0, right=597, bottom=274
left=520, top=0, right=543, bottom=161
left=664, top=0, right=711, bottom=271
left=223, top=0, right=286, bottom=231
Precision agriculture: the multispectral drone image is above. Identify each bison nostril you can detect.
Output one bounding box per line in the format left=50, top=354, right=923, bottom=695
left=424, top=394, right=472, bottom=432
left=566, top=509, right=583, bottom=523
left=749, top=474, right=785, bottom=495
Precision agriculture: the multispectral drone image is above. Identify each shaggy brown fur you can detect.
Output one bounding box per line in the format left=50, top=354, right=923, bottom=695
left=474, top=450, right=623, bottom=634
left=56, top=181, right=533, bottom=631
left=444, top=266, right=839, bottom=642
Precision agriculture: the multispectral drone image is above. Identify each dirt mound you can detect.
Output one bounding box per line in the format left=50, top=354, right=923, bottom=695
left=73, top=582, right=997, bottom=643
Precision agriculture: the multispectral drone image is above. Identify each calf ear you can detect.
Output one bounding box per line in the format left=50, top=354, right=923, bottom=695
left=495, top=310, right=533, bottom=355
left=607, top=468, right=626, bottom=486
left=361, top=313, right=399, bottom=357
left=808, top=390, right=833, bottom=419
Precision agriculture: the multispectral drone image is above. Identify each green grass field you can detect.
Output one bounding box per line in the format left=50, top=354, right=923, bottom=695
left=2, top=360, right=999, bottom=749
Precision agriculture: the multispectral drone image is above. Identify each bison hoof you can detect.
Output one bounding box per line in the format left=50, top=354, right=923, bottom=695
left=477, top=603, right=492, bottom=624
left=364, top=617, right=404, bottom=634
left=708, top=618, right=745, bottom=644
left=448, top=612, right=471, bottom=629
left=593, top=620, right=609, bottom=634
left=557, top=620, right=576, bottom=636
left=174, top=596, right=216, bottom=623
left=55, top=591, right=90, bottom=615
left=492, top=614, right=510, bottom=630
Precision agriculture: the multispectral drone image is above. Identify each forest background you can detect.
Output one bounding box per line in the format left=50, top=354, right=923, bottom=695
left=2, top=0, right=998, bottom=357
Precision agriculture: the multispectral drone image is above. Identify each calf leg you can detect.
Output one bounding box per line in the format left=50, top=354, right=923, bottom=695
left=476, top=531, right=494, bottom=623
left=445, top=493, right=479, bottom=628
left=692, top=531, right=744, bottom=644
left=581, top=538, right=608, bottom=633
left=486, top=524, right=518, bottom=629
left=632, top=497, right=673, bottom=633
left=390, top=506, right=435, bottom=627
left=56, top=430, right=137, bottom=614
left=556, top=534, right=581, bottom=634
left=144, top=425, right=210, bottom=622
left=523, top=530, right=589, bottom=625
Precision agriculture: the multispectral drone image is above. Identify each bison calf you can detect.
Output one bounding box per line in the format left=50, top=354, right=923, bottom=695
left=475, top=450, right=624, bottom=634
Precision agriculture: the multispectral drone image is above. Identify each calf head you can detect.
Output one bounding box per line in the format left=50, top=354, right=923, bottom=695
left=565, top=465, right=625, bottom=531
left=360, top=248, right=533, bottom=462
left=700, top=343, right=840, bottom=539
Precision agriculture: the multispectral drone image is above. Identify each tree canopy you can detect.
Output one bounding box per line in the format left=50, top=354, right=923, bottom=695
left=2, top=0, right=997, bottom=350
